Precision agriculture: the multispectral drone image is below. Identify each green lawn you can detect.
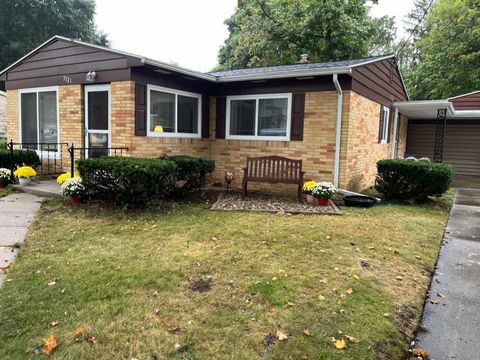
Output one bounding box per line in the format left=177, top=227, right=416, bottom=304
left=0, top=185, right=14, bottom=198
left=0, top=193, right=453, bottom=359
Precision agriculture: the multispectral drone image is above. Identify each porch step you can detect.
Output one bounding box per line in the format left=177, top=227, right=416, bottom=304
left=14, top=180, right=62, bottom=198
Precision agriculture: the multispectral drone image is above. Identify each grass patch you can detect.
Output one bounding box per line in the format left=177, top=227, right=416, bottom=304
left=0, top=192, right=454, bottom=359
left=0, top=185, right=14, bottom=198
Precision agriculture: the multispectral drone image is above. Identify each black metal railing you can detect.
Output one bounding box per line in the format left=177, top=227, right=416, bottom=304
left=8, top=140, right=70, bottom=178
left=68, top=145, right=128, bottom=176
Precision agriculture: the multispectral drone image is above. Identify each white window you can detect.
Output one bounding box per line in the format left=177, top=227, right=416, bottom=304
left=19, top=87, right=59, bottom=153
left=147, top=85, right=201, bottom=138
left=226, top=94, right=292, bottom=141
left=380, top=106, right=390, bottom=144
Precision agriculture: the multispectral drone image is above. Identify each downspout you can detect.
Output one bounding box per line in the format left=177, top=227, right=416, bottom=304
left=391, top=107, right=399, bottom=159
left=333, top=74, right=343, bottom=188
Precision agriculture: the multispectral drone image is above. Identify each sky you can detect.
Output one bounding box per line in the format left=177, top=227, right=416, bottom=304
left=95, top=0, right=415, bottom=73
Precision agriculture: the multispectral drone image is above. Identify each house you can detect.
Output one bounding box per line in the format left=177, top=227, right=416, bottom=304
left=0, top=91, right=6, bottom=139
left=395, top=92, right=480, bottom=186
left=0, top=36, right=410, bottom=192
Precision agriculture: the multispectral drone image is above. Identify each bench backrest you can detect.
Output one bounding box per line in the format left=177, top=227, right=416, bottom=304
left=245, top=156, right=303, bottom=183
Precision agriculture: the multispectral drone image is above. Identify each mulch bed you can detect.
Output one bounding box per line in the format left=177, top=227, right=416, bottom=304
left=210, top=192, right=341, bottom=215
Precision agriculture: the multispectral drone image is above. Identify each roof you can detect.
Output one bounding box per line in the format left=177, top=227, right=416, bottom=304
left=0, top=36, right=400, bottom=85
left=448, top=90, right=480, bottom=101
left=208, top=55, right=393, bottom=79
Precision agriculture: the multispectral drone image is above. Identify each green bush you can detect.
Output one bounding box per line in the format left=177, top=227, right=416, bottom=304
left=375, top=159, right=454, bottom=201
left=0, top=139, right=7, bottom=150
left=161, top=155, right=215, bottom=195
left=77, top=156, right=215, bottom=205
left=0, top=149, right=41, bottom=169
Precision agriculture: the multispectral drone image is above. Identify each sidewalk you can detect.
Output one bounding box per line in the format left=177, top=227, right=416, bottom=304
left=0, top=193, right=44, bottom=287
left=415, top=188, right=480, bottom=359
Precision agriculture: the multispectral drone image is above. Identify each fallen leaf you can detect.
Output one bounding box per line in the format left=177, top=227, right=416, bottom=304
left=334, top=339, right=347, bottom=349
left=346, top=335, right=359, bottom=344
left=274, top=330, right=289, bottom=341
left=270, top=306, right=277, bottom=313
left=346, top=288, right=353, bottom=294
left=87, top=336, right=97, bottom=344
left=168, top=326, right=181, bottom=334
left=159, top=317, right=170, bottom=325
left=383, top=313, right=391, bottom=317
left=75, top=326, right=85, bottom=336
left=437, top=293, right=445, bottom=298
left=395, top=276, right=403, bottom=281
left=286, top=300, right=295, bottom=306
left=303, top=329, right=311, bottom=336
left=50, top=321, right=59, bottom=327
left=319, top=278, right=328, bottom=284
left=352, top=274, right=360, bottom=281
left=430, top=299, right=439, bottom=305
left=47, top=281, right=56, bottom=286
left=0, top=262, right=10, bottom=271
left=411, top=348, right=429, bottom=359
left=318, top=295, right=325, bottom=301
left=41, top=335, right=59, bottom=355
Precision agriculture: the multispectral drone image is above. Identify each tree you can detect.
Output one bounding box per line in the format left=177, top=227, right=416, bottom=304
left=406, top=0, right=480, bottom=99
left=216, top=0, right=396, bottom=70
left=0, top=0, right=108, bottom=72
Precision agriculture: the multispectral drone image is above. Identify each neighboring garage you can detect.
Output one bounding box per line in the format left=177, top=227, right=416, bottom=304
left=395, top=91, right=480, bottom=186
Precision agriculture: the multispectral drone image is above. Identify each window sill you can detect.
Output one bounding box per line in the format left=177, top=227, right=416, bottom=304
left=147, top=132, right=201, bottom=139
left=225, top=135, right=290, bottom=142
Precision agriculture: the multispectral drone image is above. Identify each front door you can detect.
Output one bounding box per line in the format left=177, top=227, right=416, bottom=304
left=85, top=85, right=110, bottom=158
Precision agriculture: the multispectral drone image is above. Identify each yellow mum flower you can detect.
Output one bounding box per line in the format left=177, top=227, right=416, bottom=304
left=57, top=172, right=80, bottom=184
left=302, top=181, right=317, bottom=194
left=14, top=166, right=37, bottom=179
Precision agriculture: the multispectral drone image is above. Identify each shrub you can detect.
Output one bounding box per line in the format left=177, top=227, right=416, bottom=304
left=375, top=159, right=454, bottom=201
left=161, top=155, right=215, bottom=195
left=0, top=139, right=7, bottom=150
left=0, top=149, right=41, bottom=169
left=77, top=157, right=178, bottom=205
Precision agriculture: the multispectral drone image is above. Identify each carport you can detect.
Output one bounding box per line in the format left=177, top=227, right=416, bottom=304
left=394, top=91, right=480, bottom=188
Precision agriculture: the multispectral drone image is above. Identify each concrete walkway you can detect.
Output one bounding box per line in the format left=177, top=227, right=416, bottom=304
left=415, top=188, right=480, bottom=359
left=0, top=193, right=44, bottom=287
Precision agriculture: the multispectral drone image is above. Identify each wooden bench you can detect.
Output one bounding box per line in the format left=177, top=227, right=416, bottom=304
left=242, top=156, right=305, bottom=202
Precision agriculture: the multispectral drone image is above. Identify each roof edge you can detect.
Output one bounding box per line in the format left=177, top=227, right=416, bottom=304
left=215, top=67, right=352, bottom=82
left=448, top=90, right=480, bottom=100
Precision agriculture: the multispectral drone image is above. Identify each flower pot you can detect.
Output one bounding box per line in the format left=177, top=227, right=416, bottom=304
left=71, top=195, right=80, bottom=205
left=18, top=177, right=32, bottom=186
left=305, top=194, right=315, bottom=204
left=0, top=182, right=6, bottom=189
left=317, top=198, right=330, bottom=206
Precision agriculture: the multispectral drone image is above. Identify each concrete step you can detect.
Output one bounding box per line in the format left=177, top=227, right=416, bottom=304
left=13, top=180, right=62, bottom=198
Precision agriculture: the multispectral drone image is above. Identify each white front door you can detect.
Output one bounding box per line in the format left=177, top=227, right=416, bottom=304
left=85, top=84, right=110, bottom=158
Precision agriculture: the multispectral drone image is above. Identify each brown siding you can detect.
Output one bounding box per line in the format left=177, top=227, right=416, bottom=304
left=4, top=39, right=140, bottom=90
left=451, top=92, right=480, bottom=111
left=406, top=121, right=480, bottom=176
left=351, top=58, right=408, bottom=107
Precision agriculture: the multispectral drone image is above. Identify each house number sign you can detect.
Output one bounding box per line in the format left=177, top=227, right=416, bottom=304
left=62, top=75, right=72, bottom=84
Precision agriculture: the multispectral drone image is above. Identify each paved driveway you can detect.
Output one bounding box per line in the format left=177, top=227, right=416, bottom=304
left=415, top=188, right=480, bottom=359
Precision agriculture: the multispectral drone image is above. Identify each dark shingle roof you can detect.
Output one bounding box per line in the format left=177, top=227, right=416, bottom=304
left=208, top=55, right=393, bottom=78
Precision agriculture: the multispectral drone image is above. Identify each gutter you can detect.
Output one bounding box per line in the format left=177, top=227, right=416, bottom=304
left=391, top=108, right=399, bottom=159
left=333, top=74, right=344, bottom=188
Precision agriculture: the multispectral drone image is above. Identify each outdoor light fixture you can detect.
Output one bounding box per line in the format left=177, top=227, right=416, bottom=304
left=86, top=70, right=96, bottom=82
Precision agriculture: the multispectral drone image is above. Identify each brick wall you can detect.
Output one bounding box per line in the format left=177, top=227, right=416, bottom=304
left=339, top=91, right=408, bottom=191
left=6, top=90, right=18, bottom=142
left=5, top=83, right=408, bottom=192
left=0, top=92, right=6, bottom=139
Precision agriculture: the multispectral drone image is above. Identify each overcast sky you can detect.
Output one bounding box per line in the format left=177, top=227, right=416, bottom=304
left=95, top=0, right=415, bottom=72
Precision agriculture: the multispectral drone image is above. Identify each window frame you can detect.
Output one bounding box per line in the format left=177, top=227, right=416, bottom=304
left=146, top=84, right=202, bottom=138
left=225, top=93, right=292, bottom=141
left=380, top=106, right=390, bottom=144
left=18, top=86, right=60, bottom=158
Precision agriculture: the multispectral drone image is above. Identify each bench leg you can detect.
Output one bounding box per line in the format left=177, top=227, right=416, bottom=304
left=242, top=180, right=248, bottom=198
left=297, top=184, right=302, bottom=203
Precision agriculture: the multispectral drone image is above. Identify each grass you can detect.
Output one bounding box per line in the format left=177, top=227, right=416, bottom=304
left=0, top=191, right=454, bottom=359
left=0, top=185, right=14, bottom=198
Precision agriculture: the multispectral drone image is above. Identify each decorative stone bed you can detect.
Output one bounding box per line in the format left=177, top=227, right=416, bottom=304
left=210, top=192, right=341, bottom=215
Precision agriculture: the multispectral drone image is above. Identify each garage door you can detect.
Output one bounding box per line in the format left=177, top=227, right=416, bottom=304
left=407, top=123, right=480, bottom=176
left=443, top=124, right=480, bottom=176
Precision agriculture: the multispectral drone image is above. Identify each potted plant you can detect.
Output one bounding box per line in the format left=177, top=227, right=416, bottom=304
left=0, top=168, right=12, bottom=188
left=61, top=178, right=85, bottom=204
left=312, top=182, right=336, bottom=206
left=302, top=181, right=317, bottom=204
left=14, top=166, right=37, bottom=186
